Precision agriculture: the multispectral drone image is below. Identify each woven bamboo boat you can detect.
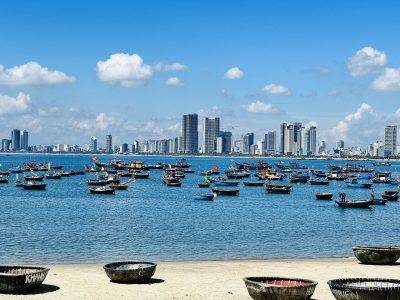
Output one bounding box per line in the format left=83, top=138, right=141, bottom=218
left=0, top=266, right=49, bottom=293
left=243, top=276, right=317, bottom=300
left=353, top=246, right=400, bottom=265
left=328, top=278, right=400, bottom=300
left=103, top=261, right=156, bottom=283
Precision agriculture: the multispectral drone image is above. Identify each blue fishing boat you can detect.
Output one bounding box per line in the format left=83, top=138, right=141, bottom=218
left=345, top=178, right=373, bottom=189
left=214, top=180, right=239, bottom=187
left=194, top=193, right=215, bottom=201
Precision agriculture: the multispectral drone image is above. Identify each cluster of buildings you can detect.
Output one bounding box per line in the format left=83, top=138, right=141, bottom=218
left=1, top=117, right=399, bottom=158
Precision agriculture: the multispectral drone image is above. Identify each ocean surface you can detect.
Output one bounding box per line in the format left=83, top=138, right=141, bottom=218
left=0, top=154, right=399, bottom=264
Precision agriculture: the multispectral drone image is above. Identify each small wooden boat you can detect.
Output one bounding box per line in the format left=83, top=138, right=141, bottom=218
left=266, top=184, right=292, bottom=194
left=328, top=278, right=400, bottom=300
left=24, top=174, right=44, bottom=181
left=0, top=171, right=10, bottom=176
left=353, top=246, right=400, bottom=265
left=0, top=266, right=49, bottom=293
left=109, top=183, right=128, bottom=190
left=88, top=179, right=109, bottom=186
left=89, top=186, right=115, bottom=194
left=103, top=261, right=157, bottom=283
left=166, top=180, right=181, bottom=187
left=211, top=187, right=239, bottom=196
left=315, top=193, right=333, bottom=200
left=198, top=182, right=211, bottom=188
left=345, top=178, right=373, bottom=189
left=0, top=175, right=9, bottom=183
left=214, top=180, right=239, bottom=187
left=21, top=182, right=47, bottom=190
left=335, top=199, right=373, bottom=208
left=382, top=191, right=399, bottom=201
left=132, top=171, right=150, bottom=179
left=327, top=173, right=348, bottom=181
left=45, top=172, right=62, bottom=179
left=243, top=277, right=317, bottom=300
left=310, top=179, right=329, bottom=185
left=194, top=193, right=215, bottom=201
left=243, top=181, right=264, bottom=187
left=59, top=171, right=71, bottom=177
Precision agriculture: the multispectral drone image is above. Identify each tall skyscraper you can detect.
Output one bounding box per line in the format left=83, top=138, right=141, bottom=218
left=11, top=129, right=21, bottom=152
left=307, top=126, right=317, bottom=155
left=242, top=133, right=254, bottom=154
left=384, top=125, right=397, bottom=156
left=280, top=123, right=287, bottom=154
left=319, top=140, right=326, bottom=154
left=182, top=114, right=198, bottom=154
left=106, top=134, right=112, bottom=153
left=1, top=139, right=11, bottom=152
left=20, top=130, right=29, bottom=151
left=264, top=131, right=276, bottom=155
left=90, top=136, right=98, bottom=153
left=216, top=131, right=232, bottom=154
left=204, top=117, right=220, bottom=154
left=336, top=140, right=345, bottom=150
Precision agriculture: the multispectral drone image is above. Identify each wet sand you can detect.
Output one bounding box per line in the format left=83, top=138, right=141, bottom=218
left=3, top=258, right=399, bottom=299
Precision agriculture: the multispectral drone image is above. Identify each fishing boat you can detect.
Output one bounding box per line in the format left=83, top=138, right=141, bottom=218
left=315, top=193, right=333, bottom=200
left=9, top=167, right=22, bottom=174
left=24, top=173, right=44, bottom=181
left=109, top=183, right=128, bottom=190
left=45, top=172, right=62, bottom=179
left=345, top=178, right=373, bottom=189
left=0, top=170, right=10, bottom=176
left=89, top=186, right=115, bottom=194
left=87, top=179, right=109, bottom=186
left=266, top=184, right=292, bottom=194
left=214, top=180, right=239, bottom=187
left=211, top=187, right=239, bottom=196
left=69, top=170, right=85, bottom=175
left=194, top=193, right=215, bottom=201
left=0, top=175, right=8, bottom=183
left=198, top=182, right=211, bottom=188
left=382, top=191, right=399, bottom=201
left=290, top=172, right=310, bottom=184
left=59, top=171, right=71, bottom=177
left=21, top=182, right=47, bottom=190
left=243, top=181, right=264, bottom=187
left=372, top=172, right=391, bottom=183
left=311, top=170, right=327, bottom=178
left=327, top=172, right=348, bottom=181
left=310, top=179, right=329, bottom=185
left=131, top=171, right=150, bottom=179
left=335, top=193, right=372, bottom=208
left=166, top=180, right=182, bottom=187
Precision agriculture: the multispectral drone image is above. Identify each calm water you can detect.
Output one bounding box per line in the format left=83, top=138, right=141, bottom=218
left=0, top=154, right=399, bottom=264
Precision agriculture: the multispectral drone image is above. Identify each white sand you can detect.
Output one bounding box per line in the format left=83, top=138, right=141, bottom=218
left=3, top=258, right=399, bottom=299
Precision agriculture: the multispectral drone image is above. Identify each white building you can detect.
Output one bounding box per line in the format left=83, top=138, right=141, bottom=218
left=204, top=117, right=220, bottom=154
left=384, top=125, right=397, bottom=157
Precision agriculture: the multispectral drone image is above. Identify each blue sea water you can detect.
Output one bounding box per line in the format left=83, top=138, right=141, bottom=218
left=0, top=154, right=399, bottom=264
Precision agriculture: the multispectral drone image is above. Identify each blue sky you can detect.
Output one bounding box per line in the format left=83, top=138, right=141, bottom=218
left=0, top=0, right=399, bottom=148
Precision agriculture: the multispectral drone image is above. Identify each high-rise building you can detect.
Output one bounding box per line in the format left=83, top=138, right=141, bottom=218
left=90, top=136, right=98, bottom=153
left=264, top=131, right=276, bottom=155
left=132, top=140, right=140, bottom=153
left=204, top=117, right=220, bottom=154
left=307, top=126, right=317, bottom=155
left=11, top=129, right=21, bottom=152
left=336, top=140, right=345, bottom=150
left=182, top=114, right=198, bottom=154
left=318, top=140, right=326, bottom=154
left=280, top=123, right=287, bottom=154
left=242, top=133, right=254, bottom=154
left=369, top=141, right=384, bottom=157
left=106, top=134, right=112, bottom=153
left=216, top=131, right=232, bottom=154
left=20, top=130, right=29, bottom=151
left=121, top=143, right=129, bottom=153
left=384, top=125, right=397, bottom=157
left=1, top=139, right=11, bottom=152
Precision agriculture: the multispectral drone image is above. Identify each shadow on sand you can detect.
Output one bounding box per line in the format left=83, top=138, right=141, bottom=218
left=0, top=284, right=60, bottom=295
left=110, top=278, right=165, bottom=285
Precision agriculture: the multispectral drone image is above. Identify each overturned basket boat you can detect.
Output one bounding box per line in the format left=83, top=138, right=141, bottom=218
left=103, top=261, right=156, bottom=283
left=0, top=266, right=49, bottom=293
left=243, top=276, right=317, bottom=300
left=353, top=246, right=400, bottom=265
left=328, top=278, right=400, bottom=300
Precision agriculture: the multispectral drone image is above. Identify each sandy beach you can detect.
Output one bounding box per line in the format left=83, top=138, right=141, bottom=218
left=3, top=257, right=399, bottom=299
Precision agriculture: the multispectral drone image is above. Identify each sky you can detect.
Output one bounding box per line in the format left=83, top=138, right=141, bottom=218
left=0, top=0, right=400, bottom=148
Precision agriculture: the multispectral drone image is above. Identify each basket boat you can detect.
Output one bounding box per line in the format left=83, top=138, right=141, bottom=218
left=0, top=266, right=49, bottom=293
left=328, top=278, right=400, bottom=300
left=353, top=246, right=400, bottom=265
left=103, top=261, right=156, bottom=283
left=243, top=276, right=317, bottom=300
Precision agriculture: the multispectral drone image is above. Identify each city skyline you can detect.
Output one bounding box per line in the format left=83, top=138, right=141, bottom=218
left=1, top=1, right=400, bottom=148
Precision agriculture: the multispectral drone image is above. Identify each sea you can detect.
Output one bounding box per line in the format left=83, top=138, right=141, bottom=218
left=0, top=154, right=399, bottom=264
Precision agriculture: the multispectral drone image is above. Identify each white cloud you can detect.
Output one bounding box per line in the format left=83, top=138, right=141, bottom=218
left=165, top=77, right=183, bottom=86
left=347, top=47, right=387, bottom=76
left=0, top=92, right=31, bottom=115
left=97, top=53, right=153, bottom=87
left=223, top=67, right=243, bottom=79
left=305, top=120, right=318, bottom=128
left=154, top=62, right=187, bottom=71
left=241, top=101, right=278, bottom=113
left=0, top=62, right=75, bottom=86
left=371, top=68, right=400, bottom=91
left=95, top=113, right=117, bottom=129
left=395, top=108, right=400, bottom=118
left=262, top=83, right=291, bottom=95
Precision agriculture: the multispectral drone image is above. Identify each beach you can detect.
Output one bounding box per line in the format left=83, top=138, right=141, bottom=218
left=4, top=257, right=398, bottom=299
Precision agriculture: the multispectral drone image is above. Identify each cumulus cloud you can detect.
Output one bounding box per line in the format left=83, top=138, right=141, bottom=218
left=95, top=113, right=118, bottom=130
left=165, top=77, right=184, bottom=86
left=371, top=68, right=400, bottom=91
left=0, top=62, right=75, bottom=86
left=0, top=92, right=31, bottom=115
left=97, top=53, right=153, bottom=87
left=347, top=47, right=387, bottom=76
left=241, top=101, right=278, bottom=113
left=223, top=67, right=243, bottom=79
left=330, top=103, right=377, bottom=145
left=262, top=83, right=291, bottom=95
left=154, top=62, right=187, bottom=71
